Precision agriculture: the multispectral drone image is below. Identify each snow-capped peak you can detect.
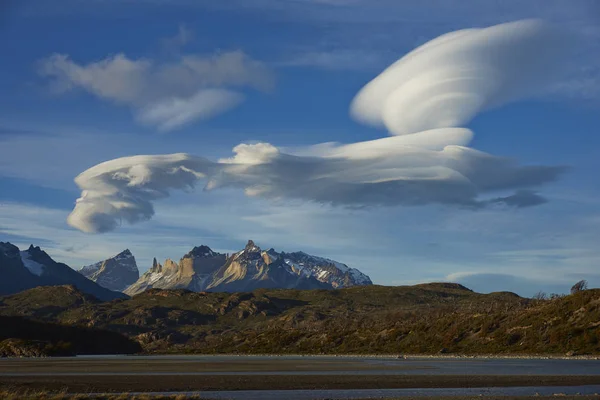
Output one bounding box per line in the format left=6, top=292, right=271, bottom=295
left=280, top=250, right=372, bottom=288
left=79, top=249, right=140, bottom=292
left=114, top=249, right=133, bottom=260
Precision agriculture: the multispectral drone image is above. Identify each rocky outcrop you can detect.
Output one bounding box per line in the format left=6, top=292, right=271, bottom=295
left=124, top=247, right=227, bottom=296
left=0, top=338, right=72, bottom=357
left=80, top=250, right=139, bottom=292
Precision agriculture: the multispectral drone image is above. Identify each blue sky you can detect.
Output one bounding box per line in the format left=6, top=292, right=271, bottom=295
left=1, top=0, right=600, bottom=296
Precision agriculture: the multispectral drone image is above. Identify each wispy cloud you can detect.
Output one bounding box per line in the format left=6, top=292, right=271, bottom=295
left=23, top=0, right=600, bottom=100
left=136, top=89, right=244, bottom=131
left=161, top=23, right=193, bottom=52
left=38, top=50, right=274, bottom=132
left=279, top=49, right=393, bottom=71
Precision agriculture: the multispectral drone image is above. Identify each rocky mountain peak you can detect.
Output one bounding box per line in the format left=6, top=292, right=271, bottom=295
left=245, top=240, right=259, bottom=251
left=184, top=245, right=217, bottom=259
left=116, top=249, right=132, bottom=258
left=234, top=240, right=262, bottom=263
left=27, top=244, right=42, bottom=255
left=79, top=250, right=139, bottom=293
left=0, top=242, right=20, bottom=259
left=24, top=245, right=54, bottom=266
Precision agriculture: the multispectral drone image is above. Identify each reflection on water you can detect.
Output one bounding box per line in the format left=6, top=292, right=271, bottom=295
left=3, top=355, right=598, bottom=376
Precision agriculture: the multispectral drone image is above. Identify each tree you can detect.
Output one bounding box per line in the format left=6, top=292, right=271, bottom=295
left=533, top=291, right=547, bottom=301
left=571, top=280, right=588, bottom=294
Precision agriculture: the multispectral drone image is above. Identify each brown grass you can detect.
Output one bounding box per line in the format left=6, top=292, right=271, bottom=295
left=0, top=390, right=204, bottom=400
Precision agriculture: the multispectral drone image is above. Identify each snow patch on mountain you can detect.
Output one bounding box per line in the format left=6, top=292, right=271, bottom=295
left=79, top=249, right=139, bottom=292
left=279, top=251, right=372, bottom=288
left=125, top=240, right=372, bottom=295
left=79, top=260, right=102, bottom=276
left=19, top=251, right=45, bottom=276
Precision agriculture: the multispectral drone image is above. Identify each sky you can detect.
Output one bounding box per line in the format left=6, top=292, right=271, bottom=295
left=1, top=0, right=600, bottom=297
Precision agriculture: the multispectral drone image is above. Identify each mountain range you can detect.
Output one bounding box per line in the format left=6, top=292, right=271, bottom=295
left=0, top=240, right=372, bottom=299
left=2, top=242, right=598, bottom=358
left=0, top=242, right=125, bottom=301
left=125, top=240, right=371, bottom=295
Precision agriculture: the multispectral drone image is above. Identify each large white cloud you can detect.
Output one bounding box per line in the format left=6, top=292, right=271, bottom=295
left=67, top=154, right=215, bottom=233
left=350, top=20, right=570, bottom=136
left=68, top=137, right=565, bottom=233
left=39, top=50, right=274, bottom=131
left=68, top=19, right=571, bottom=233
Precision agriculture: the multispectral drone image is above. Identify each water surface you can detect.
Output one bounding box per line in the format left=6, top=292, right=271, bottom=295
left=2, top=355, right=599, bottom=376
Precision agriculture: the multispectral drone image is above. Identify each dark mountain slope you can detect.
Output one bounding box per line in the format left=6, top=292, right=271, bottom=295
left=0, top=315, right=141, bottom=357
left=0, top=242, right=126, bottom=301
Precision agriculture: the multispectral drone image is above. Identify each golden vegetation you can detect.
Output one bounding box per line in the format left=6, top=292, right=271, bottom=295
left=1, top=283, right=599, bottom=356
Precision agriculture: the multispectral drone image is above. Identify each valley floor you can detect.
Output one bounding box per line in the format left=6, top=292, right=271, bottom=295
left=1, top=356, right=600, bottom=399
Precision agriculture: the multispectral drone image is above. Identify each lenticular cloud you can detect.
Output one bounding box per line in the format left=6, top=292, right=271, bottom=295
left=68, top=154, right=215, bottom=233
left=350, top=20, right=568, bottom=136
left=68, top=19, right=571, bottom=233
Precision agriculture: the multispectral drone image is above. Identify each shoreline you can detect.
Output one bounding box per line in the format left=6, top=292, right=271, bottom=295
left=133, top=352, right=600, bottom=360
left=2, top=352, right=600, bottom=361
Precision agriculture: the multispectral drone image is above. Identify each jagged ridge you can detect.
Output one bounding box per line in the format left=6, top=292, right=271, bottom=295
left=125, top=240, right=372, bottom=295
